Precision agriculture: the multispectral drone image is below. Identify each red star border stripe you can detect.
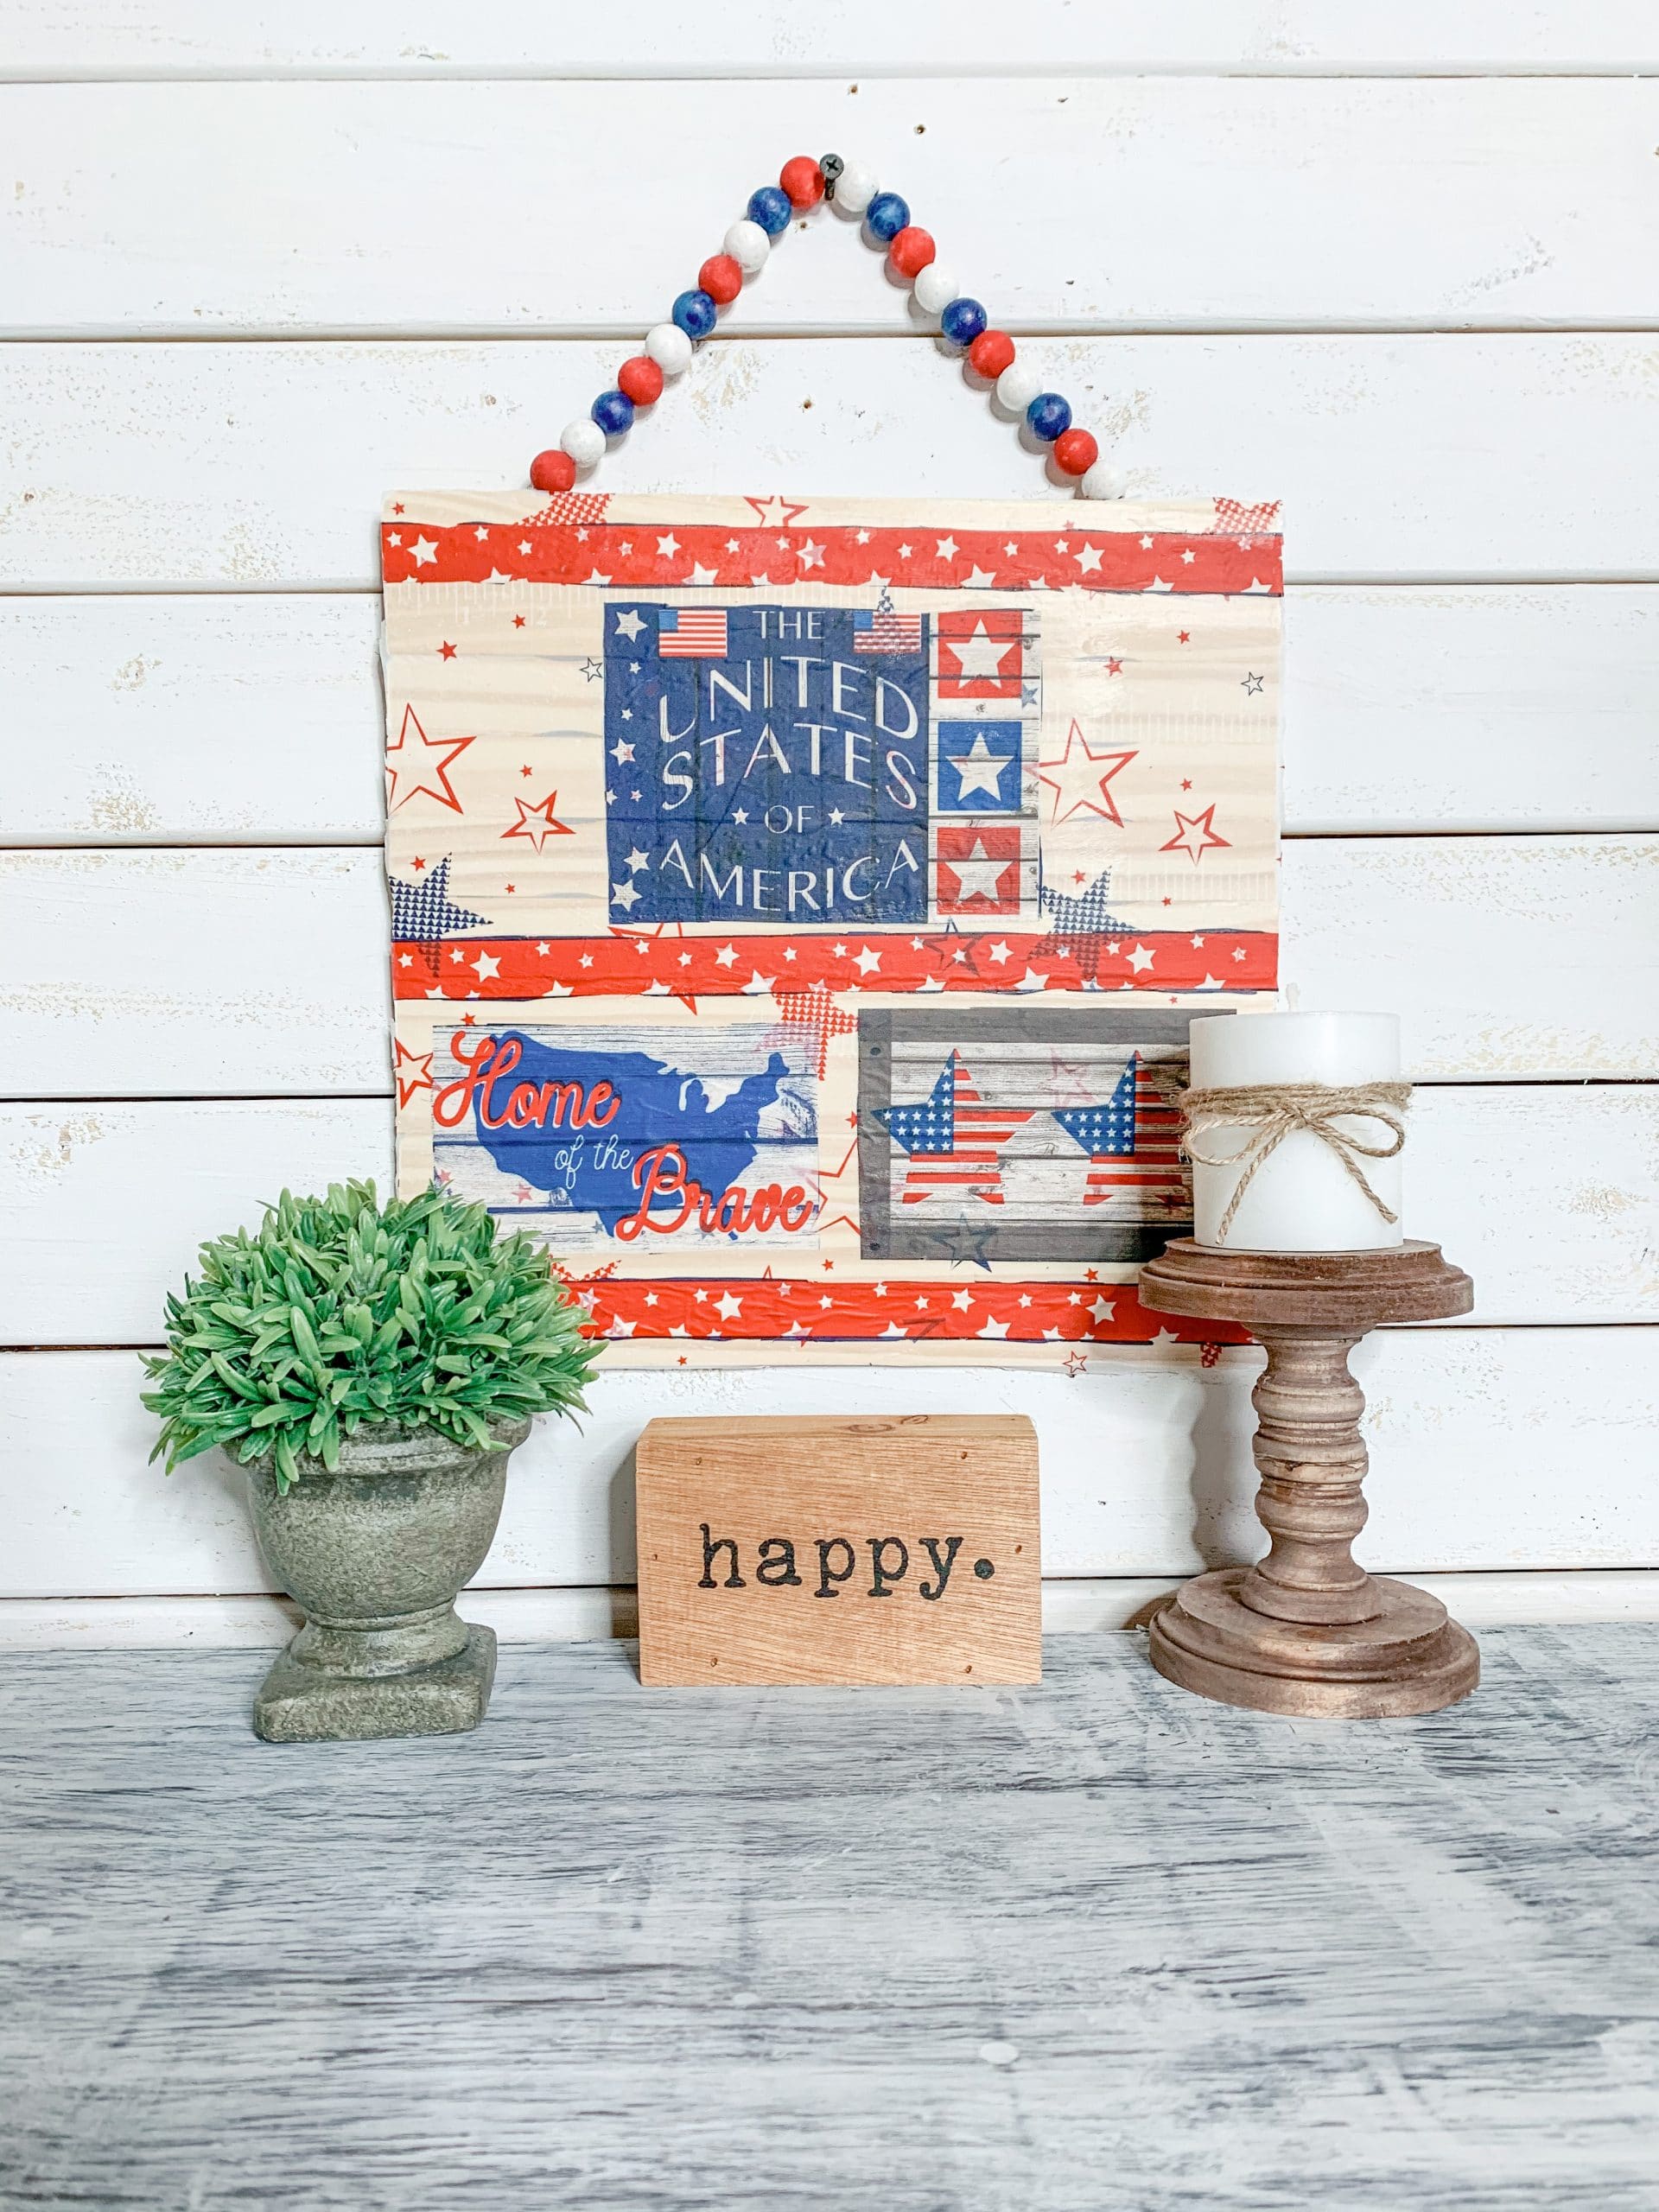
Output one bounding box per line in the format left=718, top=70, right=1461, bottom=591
left=563, top=1274, right=1247, bottom=1349
left=392, top=929, right=1277, bottom=999
left=384, top=520, right=1281, bottom=597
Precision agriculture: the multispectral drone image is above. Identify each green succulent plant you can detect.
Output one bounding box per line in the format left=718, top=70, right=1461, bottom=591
left=142, top=1180, right=599, bottom=1491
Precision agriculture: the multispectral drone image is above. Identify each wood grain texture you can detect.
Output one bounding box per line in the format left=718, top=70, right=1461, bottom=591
left=0, top=28, right=1652, bottom=1634
left=5, top=337, right=1659, bottom=588
left=7, top=839, right=1653, bottom=1096
left=3, top=2, right=1654, bottom=76
left=1277, top=837, right=1659, bottom=1079
left=8, top=588, right=1657, bottom=846
left=6, top=1085, right=1657, bottom=1344
left=0, top=594, right=386, bottom=845
left=635, top=1414, right=1041, bottom=1686
left=13, top=1569, right=1659, bottom=1650
left=7, top=1331, right=1656, bottom=1601
left=0, top=849, right=393, bottom=1096
left=6, top=79, right=1656, bottom=336
left=3, top=1632, right=1657, bottom=2209
left=1279, top=585, right=1659, bottom=835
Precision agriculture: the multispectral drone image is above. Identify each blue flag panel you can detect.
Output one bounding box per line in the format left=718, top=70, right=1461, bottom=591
left=603, top=603, right=931, bottom=925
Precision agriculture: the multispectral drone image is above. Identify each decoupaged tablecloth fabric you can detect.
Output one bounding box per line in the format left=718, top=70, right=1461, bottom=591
left=382, top=491, right=1281, bottom=1367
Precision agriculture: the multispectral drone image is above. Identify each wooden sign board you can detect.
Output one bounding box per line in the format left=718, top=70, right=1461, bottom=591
left=382, top=490, right=1281, bottom=1376
left=635, top=1414, right=1041, bottom=1688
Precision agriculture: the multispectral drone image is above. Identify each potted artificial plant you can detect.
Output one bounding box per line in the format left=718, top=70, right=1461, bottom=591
left=143, top=1180, right=598, bottom=1744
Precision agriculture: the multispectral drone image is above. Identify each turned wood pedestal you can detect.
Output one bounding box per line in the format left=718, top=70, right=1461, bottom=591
left=1138, top=1240, right=1479, bottom=1719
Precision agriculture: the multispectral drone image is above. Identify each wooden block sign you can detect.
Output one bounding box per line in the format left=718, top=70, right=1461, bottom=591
left=635, top=1414, right=1040, bottom=1688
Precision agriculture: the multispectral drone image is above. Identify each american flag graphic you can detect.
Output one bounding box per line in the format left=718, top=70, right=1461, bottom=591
left=854, top=593, right=925, bottom=655
left=880, top=1051, right=1036, bottom=1206
left=1052, top=1055, right=1187, bottom=1211
left=658, top=607, right=728, bottom=658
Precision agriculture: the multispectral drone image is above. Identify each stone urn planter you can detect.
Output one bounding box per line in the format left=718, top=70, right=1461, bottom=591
left=143, top=1183, right=597, bottom=1744
left=247, top=1414, right=531, bottom=1743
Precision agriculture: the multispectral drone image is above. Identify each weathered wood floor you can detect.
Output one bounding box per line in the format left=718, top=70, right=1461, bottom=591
left=3, top=1629, right=1657, bottom=2211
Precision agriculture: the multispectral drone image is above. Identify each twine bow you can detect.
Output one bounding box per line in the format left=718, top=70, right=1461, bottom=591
left=1169, top=1071, right=1412, bottom=1246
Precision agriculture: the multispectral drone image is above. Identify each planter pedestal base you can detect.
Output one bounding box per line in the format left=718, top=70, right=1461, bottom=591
left=253, top=1618, right=497, bottom=1743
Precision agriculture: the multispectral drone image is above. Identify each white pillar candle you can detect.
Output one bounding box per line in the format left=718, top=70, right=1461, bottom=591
left=1187, top=1012, right=1405, bottom=1253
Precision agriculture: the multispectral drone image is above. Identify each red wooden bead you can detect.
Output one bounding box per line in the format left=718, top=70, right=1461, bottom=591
left=887, top=226, right=936, bottom=278
left=968, top=328, right=1016, bottom=381
left=617, top=355, right=665, bottom=406
left=779, top=156, right=824, bottom=209
left=530, top=448, right=576, bottom=494
left=1053, top=427, right=1100, bottom=478
left=698, top=254, right=743, bottom=305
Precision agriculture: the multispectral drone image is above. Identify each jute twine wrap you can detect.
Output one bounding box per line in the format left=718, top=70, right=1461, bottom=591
left=1143, top=1058, right=1412, bottom=1246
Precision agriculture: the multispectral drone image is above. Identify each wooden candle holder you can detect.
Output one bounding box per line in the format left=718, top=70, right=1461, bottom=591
left=1137, top=1239, right=1478, bottom=1719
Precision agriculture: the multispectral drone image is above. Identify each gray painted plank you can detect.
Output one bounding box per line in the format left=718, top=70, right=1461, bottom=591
left=3, top=1630, right=1657, bottom=2209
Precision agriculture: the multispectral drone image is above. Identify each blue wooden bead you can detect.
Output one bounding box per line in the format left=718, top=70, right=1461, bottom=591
left=747, top=186, right=793, bottom=237
left=671, top=289, right=718, bottom=340
left=1027, top=391, right=1073, bottom=442
left=939, top=296, right=988, bottom=347
left=865, top=191, right=910, bottom=243
left=591, top=389, right=635, bottom=437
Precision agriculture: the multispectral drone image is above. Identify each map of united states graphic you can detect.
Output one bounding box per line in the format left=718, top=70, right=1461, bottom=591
left=460, top=1031, right=798, bottom=1234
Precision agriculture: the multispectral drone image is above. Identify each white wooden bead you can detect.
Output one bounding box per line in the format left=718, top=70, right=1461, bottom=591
left=834, top=161, right=878, bottom=216
left=645, top=323, right=694, bottom=376
left=560, top=418, right=607, bottom=469
left=723, top=220, right=770, bottom=276
left=995, top=364, right=1041, bottom=413
left=1079, top=460, right=1129, bottom=500
left=912, top=264, right=959, bottom=316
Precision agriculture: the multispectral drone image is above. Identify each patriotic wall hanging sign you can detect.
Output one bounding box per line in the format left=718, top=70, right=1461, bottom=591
left=383, top=489, right=1281, bottom=1368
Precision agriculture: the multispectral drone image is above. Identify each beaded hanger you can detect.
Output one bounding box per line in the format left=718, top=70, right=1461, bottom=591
left=528, top=152, right=1123, bottom=503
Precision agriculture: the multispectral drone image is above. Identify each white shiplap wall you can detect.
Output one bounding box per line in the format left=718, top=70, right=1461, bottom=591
left=3, top=6, right=1657, bottom=1643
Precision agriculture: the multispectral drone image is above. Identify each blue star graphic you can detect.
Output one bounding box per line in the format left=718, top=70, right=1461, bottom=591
left=1052, top=1058, right=1141, bottom=1157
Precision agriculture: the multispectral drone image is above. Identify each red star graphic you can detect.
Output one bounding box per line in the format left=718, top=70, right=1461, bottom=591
left=512, top=614, right=526, bottom=628
left=1160, top=804, right=1231, bottom=866
left=814, top=1136, right=862, bottom=1242
left=1178, top=630, right=1191, bottom=645
left=394, top=1039, right=433, bottom=1108
left=502, top=792, right=575, bottom=852
left=391, top=502, right=405, bottom=516
left=410, top=855, right=426, bottom=869
left=438, top=641, right=457, bottom=660
left=385, top=704, right=474, bottom=815
left=1064, top=1350, right=1088, bottom=1377
left=1105, top=658, right=1123, bottom=675
left=1037, top=720, right=1137, bottom=827
left=745, top=494, right=809, bottom=530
